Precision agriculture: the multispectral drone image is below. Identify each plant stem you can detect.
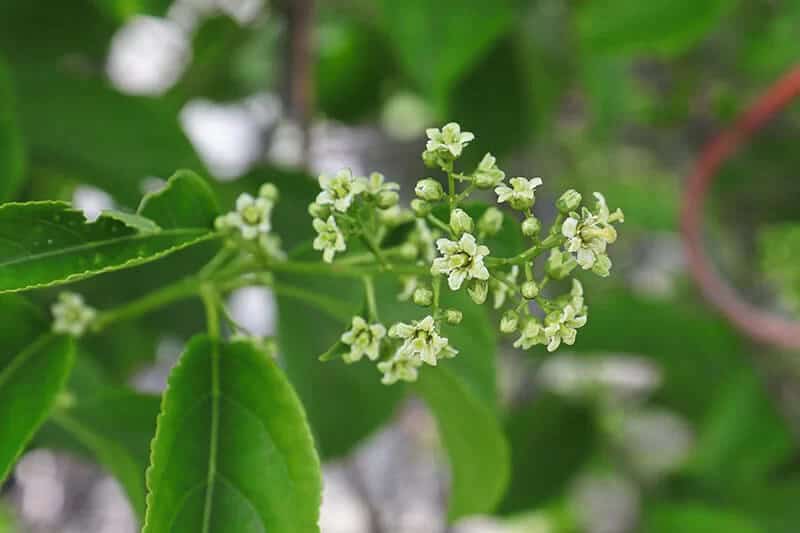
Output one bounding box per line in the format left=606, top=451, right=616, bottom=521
left=426, top=214, right=453, bottom=236
left=363, top=275, right=378, bottom=321
left=201, top=285, right=220, bottom=339
left=92, top=276, right=202, bottom=332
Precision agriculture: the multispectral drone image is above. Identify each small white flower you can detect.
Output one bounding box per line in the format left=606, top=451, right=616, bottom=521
left=389, top=315, right=457, bottom=366
left=473, top=152, right=506, bottom=188
left=424, top=122, right=475, bottom=159
left=543, top=303, right=588, bottom=352
left=431, top=233, right=490, bottom=290
left=492, top=265, right=519, bottom=309
left=494, top=177, right=543, bottom=210
left=52, top=292, right=96, bottom=337
left=340, top=316, right=386, bottom=363
left=312, top=216, right=346, bottom=263
left=377, top=354, right=421, bottom=385
left=216, top=193, right=274, bottom=240
left=316, top=169, right=366, bottom=212
left=364, top=172, right=399, bottom=195
left=562, top=192, right=624, bottom=276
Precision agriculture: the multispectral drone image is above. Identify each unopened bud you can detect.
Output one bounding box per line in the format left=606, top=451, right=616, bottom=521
left=259, top=183, right=279, bottom=202
left=414, top=178, right=444, bottom=201
left=376, top=190, right=399, bottom=209
left=444, top=309, right=463, bottom=325
left=411, top=199, right=432, bottom=217
left=478, top=207, right=503, bottom=236
left=521, top=217, right=541, bottom=238
left=413, top=287, right=433, bottom=307
left=450, top=208, right=474, bottom=236
left=521, top=280, right=539, bottom=299
left=308, top=202, right=330, bottom=219
left=468, top=279, right=488, bottom=305
left=500, top=310, right=519, bottom=333
left=556, top=189, right=582, bottom=213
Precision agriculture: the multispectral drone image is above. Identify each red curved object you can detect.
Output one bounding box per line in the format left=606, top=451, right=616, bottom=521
left=681, top=64, right=800, bottom=349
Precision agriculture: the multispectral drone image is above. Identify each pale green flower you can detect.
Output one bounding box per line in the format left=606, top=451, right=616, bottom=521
left=52, top=292, right=96, bottom=337
left=562, top=192, right=624, bottom=276
left=341, top=316, right=386, bottom=363
left=316, top=169, right=366, bottom=212
left=543, top=303, right=588, bottom=352
left=377, top=354, right=421, bottom=385
left=216, top=192, right=273, bottom=240
left=492, top=266, right=519, bottom=309
left=473, top=152, right=505, bottom=188
left=424, top=122, right=475, bottom=161
left=495, top=177, right=543, bottom=210
left=364, top=172, right=400, bottom=196
left=514, top=318, right=547, bottom=350
left=431, top=233, right=490, bottom=290
left=312, top=216, right=346, bottom=262
left=389, top=315, right=457, bottom=366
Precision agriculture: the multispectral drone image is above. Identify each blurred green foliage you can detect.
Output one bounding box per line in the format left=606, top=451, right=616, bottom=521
left=0, top=0, right=799, bottom=531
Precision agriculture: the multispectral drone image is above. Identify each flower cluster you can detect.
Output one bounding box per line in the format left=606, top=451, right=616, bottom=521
left=52, top=292, right=96, bottom=337
left=308, top=123, right=624, bottom=384
left=215, top=183, right=285, bottom=259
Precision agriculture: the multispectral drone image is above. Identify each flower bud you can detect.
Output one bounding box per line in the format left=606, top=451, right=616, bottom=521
left=444, top=308, right=463, bottom=325
left=546, top=249, right=577, bottom=280
left=473, top=152, right=505, bottom=189
left=414, top=178, right=444, bottom=201
left=468, top=279, right=488, bottom=305
left=450, top=208, right=474, bottom=236
left=410, top=199, right=432, bottom=217
left=521, top=217, right=541, bottom=238
left=556, top=189, right=582, bottom=213
left=521, top=280, right=539, bottom=299
left=259, top=183, right=279, bottom=202
left=308, top=202, right=330, bottom=219
left=478, top=207, right=503, bottom=236
left=376, top=190, right=399, bottom=209
left=500, top=310, right=519, bottom=333
left=413, top=287, right=433, bottom=307
left=397, top=242, right=418, bottom=260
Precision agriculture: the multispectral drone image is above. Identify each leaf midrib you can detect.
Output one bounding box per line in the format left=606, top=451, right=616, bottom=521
left=201, top=339, right=221, bottom=533
left=0, top=228, right=209, bottom=268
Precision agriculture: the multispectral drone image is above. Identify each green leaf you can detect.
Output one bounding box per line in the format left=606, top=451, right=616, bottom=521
left=0, top=58, right=24, bottom=202
left=0, top=334, right=75, bottom=482
left=0, top=201, right=216, bottom=293
left=35, top=357, right=160, bottom=518
left=576, top=0, right=736, bottom=57
left=138, top=170, right=220, bottom=229
left=498, top=393, right=597, bottom=515
left=377, top=0, right=514, bottom=102
left=415, top=366, right=510, bottom=520
left=642, top=503, right=764, bottom=533
left=143, top=336, right=321, bottom=533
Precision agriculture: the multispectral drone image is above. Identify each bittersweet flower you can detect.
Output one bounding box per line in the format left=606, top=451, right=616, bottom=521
left=473, top=152, right=506, bottom=188
left=389, top=315, right=457, bottom=366
left=341, top=316, right=386, bottom=363
left=495, top=177, right=543, bottom=211
left=562, top=192, right=624, bottom=276
left=52, top=292, right=96, bottom=337
left=431, top=233, right=490, bottom=290
left=316, top=169, right=366, bottom=212
left=377, top=354, right=420, bottom=385
left=216, top=192, right=273, bottom=240
left=312, top=216, right=346, bottom=263
left=423, top=122, right=474, bottom=163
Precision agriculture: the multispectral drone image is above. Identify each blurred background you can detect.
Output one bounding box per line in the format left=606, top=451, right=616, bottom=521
left=1, top=0, right=800, bottom=531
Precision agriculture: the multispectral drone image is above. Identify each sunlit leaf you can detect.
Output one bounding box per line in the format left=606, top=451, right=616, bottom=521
left=0, top=201, right=217, bottom=293
left=144, top=336, right=321, bottom=533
